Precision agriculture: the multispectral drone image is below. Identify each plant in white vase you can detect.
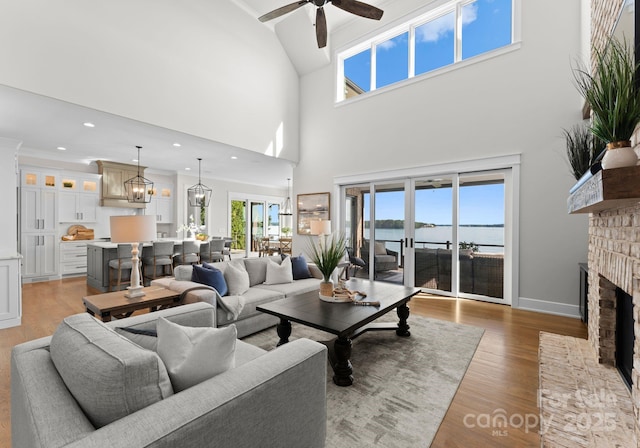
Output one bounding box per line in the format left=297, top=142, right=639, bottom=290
left=573, top=37, right=640, bottom=169
left=308, top=232, right=346, bottom=298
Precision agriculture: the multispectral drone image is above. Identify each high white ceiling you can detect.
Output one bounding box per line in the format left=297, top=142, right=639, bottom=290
left=0, top=85, right=295, bottom=187
left=2, top=0, right=390, bottom=187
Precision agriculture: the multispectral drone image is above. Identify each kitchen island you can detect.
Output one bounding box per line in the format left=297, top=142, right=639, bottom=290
left=86, top=239, right=185, bottom=292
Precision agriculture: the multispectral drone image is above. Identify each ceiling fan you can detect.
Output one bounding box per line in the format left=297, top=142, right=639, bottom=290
left=259, top=0, right=384, bottom=49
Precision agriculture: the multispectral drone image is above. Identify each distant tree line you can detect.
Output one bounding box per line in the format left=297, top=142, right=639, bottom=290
left=363, top=220, right=503, bottom=228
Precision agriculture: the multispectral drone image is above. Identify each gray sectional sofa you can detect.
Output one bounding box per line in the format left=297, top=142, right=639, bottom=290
left=11, top=302, right=328, bottom=448
left=151, top=255, right=323, bottom=338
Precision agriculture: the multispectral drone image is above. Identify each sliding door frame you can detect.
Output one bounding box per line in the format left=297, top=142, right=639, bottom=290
left=334, top=154, right=520, bottom=307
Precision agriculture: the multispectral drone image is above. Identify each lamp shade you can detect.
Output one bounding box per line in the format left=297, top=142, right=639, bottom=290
left=110, top=215, right=157, bottom=243
left=310, top=219, right=331, bottom=235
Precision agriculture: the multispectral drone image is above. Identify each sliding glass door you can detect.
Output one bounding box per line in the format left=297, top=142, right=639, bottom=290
left=340, top=167, right=511, bottom=304
left=412, top=177, right=453, bottom=293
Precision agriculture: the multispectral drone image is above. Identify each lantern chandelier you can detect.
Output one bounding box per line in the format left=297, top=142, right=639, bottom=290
left=124, top=146, right=154, bottom=204
left=187, top=158, right=212, bottom=207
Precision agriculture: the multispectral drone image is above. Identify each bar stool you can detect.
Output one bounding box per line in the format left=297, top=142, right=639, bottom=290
left=209, top=238, right=225, bottom=262
left=142, top=241, right=175, bottom=281
left=174, top=240, right=200, bottom=266
left=108, top=244, right=142, bottom=292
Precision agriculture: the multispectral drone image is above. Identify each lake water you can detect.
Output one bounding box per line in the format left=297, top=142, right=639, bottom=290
left=365, top=226, right=504, bottom=254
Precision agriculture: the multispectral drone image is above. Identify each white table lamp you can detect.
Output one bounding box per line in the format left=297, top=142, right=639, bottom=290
left=310, top=219, right=331, bottom=236
left=110, top=215, right=157, bottom=298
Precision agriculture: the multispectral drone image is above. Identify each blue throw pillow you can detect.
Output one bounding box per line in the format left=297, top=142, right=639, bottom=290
left=192, top=265, right=228, bottom=297
left=290, top=254, right=312, bottom=280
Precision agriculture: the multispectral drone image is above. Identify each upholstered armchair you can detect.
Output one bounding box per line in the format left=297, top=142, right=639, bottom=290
left=359, top=240, right=398, bottom=272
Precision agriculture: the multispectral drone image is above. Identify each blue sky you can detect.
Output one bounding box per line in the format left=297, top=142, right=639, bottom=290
left=366, top=183, right=505, bottom=225
left=345, top=0, right=512, bottom=91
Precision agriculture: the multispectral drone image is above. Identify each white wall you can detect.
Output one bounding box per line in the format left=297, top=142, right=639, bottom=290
left=295, top=0, right=588, bottom=311
left=0, top=138, right=20, bottom=258
left=0, top=0, right=300, bottom=163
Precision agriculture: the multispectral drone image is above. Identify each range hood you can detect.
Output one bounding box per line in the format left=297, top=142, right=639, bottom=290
left=96, top=160, right=148, bottom=209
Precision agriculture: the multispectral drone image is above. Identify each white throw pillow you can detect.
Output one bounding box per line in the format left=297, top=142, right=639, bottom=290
left=156, top=318, right=237, bottom=392
left=223, top=262, right=250, bottom=295
left=264, top=256, right=294, bottom=285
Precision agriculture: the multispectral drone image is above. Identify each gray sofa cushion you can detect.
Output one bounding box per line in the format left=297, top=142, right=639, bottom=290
left=50, top=313, right=174, bottom=428
left=254, top=277, right=321, bottom=297
left=243, top=257, right=269, bottom=286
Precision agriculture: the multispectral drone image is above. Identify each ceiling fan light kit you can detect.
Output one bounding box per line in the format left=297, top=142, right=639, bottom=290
left=259, top=0, right=383, bottom=49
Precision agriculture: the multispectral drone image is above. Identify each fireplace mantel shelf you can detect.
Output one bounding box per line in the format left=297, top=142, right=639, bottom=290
left=568, top=165, right=640, bottom=214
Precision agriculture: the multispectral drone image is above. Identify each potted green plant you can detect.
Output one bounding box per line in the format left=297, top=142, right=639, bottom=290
left=281, top=226, right=292, bottom=236
left=459, top=241, right=478, bottom=256
left=573, top=37, right=640, bottom=169
left=564, top=124, right=605, bottom=180
left=308, top=232, right=346, bottom=298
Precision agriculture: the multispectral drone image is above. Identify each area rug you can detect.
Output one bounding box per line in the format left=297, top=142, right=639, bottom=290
left=243, top=314, right=484, bottom=448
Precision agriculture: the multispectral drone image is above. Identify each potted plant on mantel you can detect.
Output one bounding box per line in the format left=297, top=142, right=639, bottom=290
left=308, top=232, right=347, bottom=299
left=573, top=37, right=640, bottom=169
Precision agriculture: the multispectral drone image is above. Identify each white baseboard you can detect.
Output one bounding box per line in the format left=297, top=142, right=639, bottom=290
left=0, top=316, right=21, bottom=329
left=516, top=296, right=581, bottom=319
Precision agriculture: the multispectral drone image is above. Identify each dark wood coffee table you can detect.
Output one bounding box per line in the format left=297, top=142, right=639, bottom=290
left=83, top=286, right=181, bottom=322
left=256, top=279, right=420, bottom=386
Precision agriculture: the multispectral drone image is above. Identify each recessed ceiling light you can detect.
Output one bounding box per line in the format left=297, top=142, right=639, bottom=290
left=57, top=146, right=67, bottom=151
left=83, top=122, right=95, bottom=128
left=231, top=156, right=238, bottom=160
left=185, top=167, right=191, bottom=171
left=133, top=159, right=138, bottom=163
left=173, top=143, right=181, bottom=147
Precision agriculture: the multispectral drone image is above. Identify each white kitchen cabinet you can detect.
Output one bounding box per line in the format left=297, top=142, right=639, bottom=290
left=0, top=256, right=21, bottom=329
left=59, top=241, right=88, bottom=276
left=146, top=182, right=174, bottom=223
left=59, top=191, right=98, bottom=222
left=58, top=172, right=99, bottom=223
left=21, top=233, right=58, bottom=280
left=21, top=167, right=59, bottom=282
left=21, top=168, right=58, bottom=190
left=21, top=188, right=57, bottom=233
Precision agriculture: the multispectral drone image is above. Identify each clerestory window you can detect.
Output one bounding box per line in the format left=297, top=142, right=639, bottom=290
left=339, top=0, right=514, bottom=102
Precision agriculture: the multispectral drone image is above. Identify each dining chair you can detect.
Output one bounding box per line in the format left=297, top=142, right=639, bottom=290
left=222, top=238, right=232, bottom=260
left=279, top=237, right=292, bottom=256
left=142, top=241, right=175, bottom=281
left=259, top=237, right=271, bottom=257
left=108, top=244, right=142, bottom=291
left=174, top=240, right=200, bottom=266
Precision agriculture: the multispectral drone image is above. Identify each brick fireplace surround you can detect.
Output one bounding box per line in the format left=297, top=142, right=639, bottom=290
left=588, top=205, right=640, bottom=442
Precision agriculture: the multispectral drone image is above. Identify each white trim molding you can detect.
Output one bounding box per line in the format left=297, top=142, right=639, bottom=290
left=517, top=296, right=581, bottom=319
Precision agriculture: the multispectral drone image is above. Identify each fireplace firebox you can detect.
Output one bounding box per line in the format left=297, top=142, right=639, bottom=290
left=616, top=287, right=635, bottom=390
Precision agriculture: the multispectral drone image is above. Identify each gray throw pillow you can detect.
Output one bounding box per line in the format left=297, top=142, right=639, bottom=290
left=224, top=262, right=250, bottom=295
left=156, top=318, right=237, bottom=392
left=264, top=256, right=294, bottom=285
left=50, top=313, right=173, bottom=428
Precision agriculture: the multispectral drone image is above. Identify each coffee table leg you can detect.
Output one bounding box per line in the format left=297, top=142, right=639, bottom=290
left=396, top=303, right=411, bottom=337
left=276, top=318, right=292, bottom=346
left=333, top=337, right=354, bottom=387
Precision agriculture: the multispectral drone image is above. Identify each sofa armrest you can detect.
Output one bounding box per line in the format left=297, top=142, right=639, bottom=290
left=64, top=339, right=328, bottom=448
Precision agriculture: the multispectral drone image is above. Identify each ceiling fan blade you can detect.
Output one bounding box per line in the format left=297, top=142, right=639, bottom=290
left=259, top=1, right=309, bottom=22
left=316, top=7, right=327, bottom=48
left=332, top=0, right=384, bottom=20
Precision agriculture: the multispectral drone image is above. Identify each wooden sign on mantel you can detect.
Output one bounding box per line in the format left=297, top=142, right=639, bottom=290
left=568, top=165, right=640, bottom=214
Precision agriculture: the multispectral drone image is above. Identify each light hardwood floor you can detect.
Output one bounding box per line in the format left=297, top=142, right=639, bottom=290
left=0, top=277, right=587, bottom=447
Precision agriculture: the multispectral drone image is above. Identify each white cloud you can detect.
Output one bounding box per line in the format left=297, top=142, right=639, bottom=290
left=462, top=3, right=478, bottom=25
left=416, top=13, right=454, bottom=43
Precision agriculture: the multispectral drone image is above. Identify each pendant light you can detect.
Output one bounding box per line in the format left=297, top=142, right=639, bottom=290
left=124, top=146, right=154, bottom=204
left=187, top=158, right=212, bottom=207
left=279, top=178, right=292, bottom=216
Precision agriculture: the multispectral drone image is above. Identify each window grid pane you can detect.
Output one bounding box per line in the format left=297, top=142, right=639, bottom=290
left=415, top=12, right=455, bottom=76
left=375, top=32, right=409, bottom=89
left=339, top=0, right=513, bottom=100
